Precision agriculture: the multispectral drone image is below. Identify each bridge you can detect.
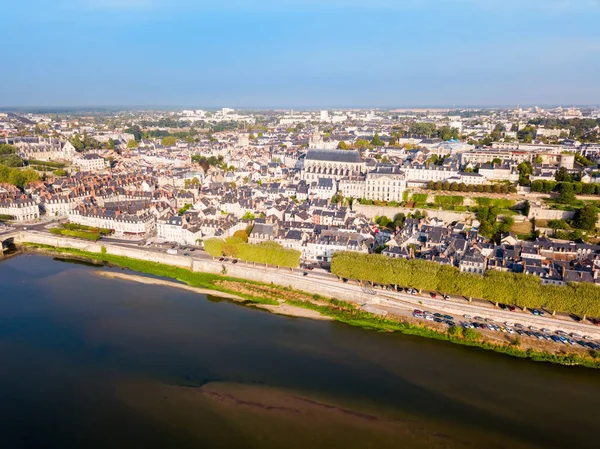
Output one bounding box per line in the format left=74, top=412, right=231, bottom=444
left=0, top=232, right=19, bottom=258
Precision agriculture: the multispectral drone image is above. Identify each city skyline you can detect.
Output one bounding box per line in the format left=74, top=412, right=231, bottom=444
left=3, top=0, right=600, bottom=107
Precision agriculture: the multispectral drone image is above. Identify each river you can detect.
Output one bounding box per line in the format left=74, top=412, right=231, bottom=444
left=0, top=253, right=598, bottom=449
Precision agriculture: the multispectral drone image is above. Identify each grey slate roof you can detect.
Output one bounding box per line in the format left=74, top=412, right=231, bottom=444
left=305, top=149, right=363, bottom=163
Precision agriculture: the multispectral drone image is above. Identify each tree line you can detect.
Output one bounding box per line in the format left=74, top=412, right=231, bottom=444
left=426, top=181, right=517, bottom=194
left=204, top=235, right=300, bottom=268
left=331, top=252, right=600, bottom=317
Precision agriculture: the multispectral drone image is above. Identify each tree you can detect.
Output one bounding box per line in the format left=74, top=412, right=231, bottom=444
left=233, top=230, right=249, bottom=242
left=161, top=136, right=177, bottom=146
left=548, top=219, right=568, bottom=231
left=354, top=138, right=370, bottom=149
left=557, top=182, right=575, bottom=204
left=376, top=215, right=391, bottom=228
left=439, top=126, right=459, bottom=141
left=534, top=155, right=544, bottom=164
left=572, top=205, right=598, bottom=231
left=370, top=132, right=384, bottom=147
left=127, top=139, right=138, bottom=148
left=555, top=167, right=572, bottom=182
left=409, top=122, right=437, bottom=137
left=106, top=138, right=115, bottom=150
left=523, top=200, right=530, bottom=217
left=0, top=144, right=24, bottom=167
left=70, top=134, right=84, bottom=151
left=337, top=141, right=349, bottom=150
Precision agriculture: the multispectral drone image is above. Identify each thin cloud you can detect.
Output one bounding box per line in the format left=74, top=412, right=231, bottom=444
left=65, top=0, right=600, bottom=11
left=76, top=0, right=157, bottom=10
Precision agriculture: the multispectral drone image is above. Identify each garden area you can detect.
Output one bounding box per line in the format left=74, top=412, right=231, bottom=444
left=49, top=223, right=112, bottom=241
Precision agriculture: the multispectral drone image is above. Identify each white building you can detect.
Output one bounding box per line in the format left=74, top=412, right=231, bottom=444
left=364, top=165, right=407, bottom=202
left=68, top=209, right=156, bottom=237
left=73, top=154, right=107, bottom=172
left=0, top=200, right=40, bottom=221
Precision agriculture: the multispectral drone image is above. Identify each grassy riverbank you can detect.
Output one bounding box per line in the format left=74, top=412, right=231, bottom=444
left=20, top=242, right=600, bottom=369
left=21, top=243, right=279, bottom=306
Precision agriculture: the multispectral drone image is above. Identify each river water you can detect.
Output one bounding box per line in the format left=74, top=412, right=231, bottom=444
left=0, top=253, right=598, bottom=449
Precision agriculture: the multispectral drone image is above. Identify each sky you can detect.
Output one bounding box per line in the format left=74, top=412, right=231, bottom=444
left=2, top=0, right=600, bottom=108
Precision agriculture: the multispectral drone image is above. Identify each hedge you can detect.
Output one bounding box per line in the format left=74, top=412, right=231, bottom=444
left=411, top=193, right=428, bottom=203
left=49, top=228, right=100, bottom=241
left=331, top=251, right=600, bottom=317
left=434, top=195, right=464, bottom=207
left=474, top=197, right=514, bottom=209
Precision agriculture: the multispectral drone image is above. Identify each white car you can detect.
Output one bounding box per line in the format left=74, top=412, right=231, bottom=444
left=425, top=315, right=434, bottom=321
left=506, top=328, right=515, bottom=334
left=505, top=322, right=515, bottom=327
left=463, top=314, right=473, bottom=319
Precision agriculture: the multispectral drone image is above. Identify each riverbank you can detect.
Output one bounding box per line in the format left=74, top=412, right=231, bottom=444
left=94, top=270, right=332, bottom=321
left=17, top=243, right=600, bottom=369
left=93, top=271, right=244, bottom=301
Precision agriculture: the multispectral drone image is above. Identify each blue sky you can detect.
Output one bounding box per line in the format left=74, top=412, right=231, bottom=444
left=3, top=0, right=600, bottom=108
